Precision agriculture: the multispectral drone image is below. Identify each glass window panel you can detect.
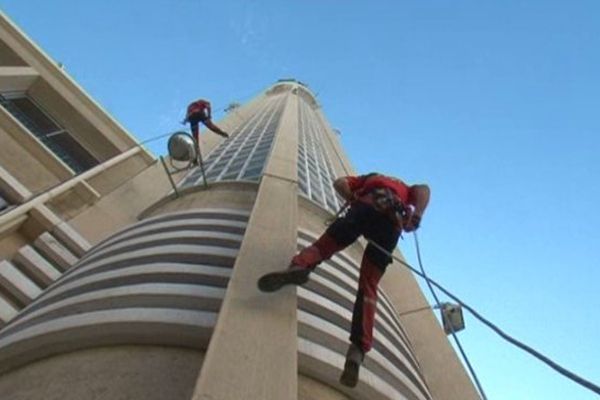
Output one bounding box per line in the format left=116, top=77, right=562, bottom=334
left=0, top=95, right=98, bottom=173
left=247, top=157, right=265, bottom=166
left=212, top=160, right=229, bottom=168
left=228, top=160, right=246, bottom=170
left=4, top=97, right=60, bottom=134
left=242, top=166, right=263, bottom=178
left=251, top=153, right=268, bottom=163
left=250, top=152, right=267, bottom=162
left=221, top=171, right=240, bottom=180
left=207, top=168, right=223, bottom=177
left=256, top=144, right=272, bottom=152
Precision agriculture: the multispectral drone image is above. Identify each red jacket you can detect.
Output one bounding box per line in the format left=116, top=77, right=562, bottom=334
left=347, top=173, right=411, bottom=206
left=186, top=99, right=211, bottom=119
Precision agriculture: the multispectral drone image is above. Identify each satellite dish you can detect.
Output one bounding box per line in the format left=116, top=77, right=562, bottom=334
left=167, top=132, right=197, bottom=162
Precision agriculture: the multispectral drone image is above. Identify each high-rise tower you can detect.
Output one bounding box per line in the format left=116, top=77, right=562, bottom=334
left=0, top=11, right=479, bottom=400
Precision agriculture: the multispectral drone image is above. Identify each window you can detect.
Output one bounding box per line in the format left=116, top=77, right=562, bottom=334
left=221, top=171, right=240, bottom=180
left=0, top=93, right=98, bottom=173
left=205, top=171, right=220, bottom=180
left=250, top=152, right=268, bottom=163
left=296, top=97, right=341, bottom=213
left=212, top=160, right=229, bottom=170
left=243, top=166, right=263, bottom=178
left=228, top=160, right=246, bottom=171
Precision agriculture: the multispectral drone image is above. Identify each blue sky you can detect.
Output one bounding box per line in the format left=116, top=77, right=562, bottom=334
left=1, top=1, right=598, bottom=399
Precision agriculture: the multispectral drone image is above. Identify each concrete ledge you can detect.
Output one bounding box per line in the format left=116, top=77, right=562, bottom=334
left=0, top=293, right=18, bottom=327
left=140, top=207, right=250, bottom=222
left=138, top=184, right=257, bottom=220
left=0, top=66, right=38, bottom=92
left=62, top=244, right=238, bottom=286
left=140, top=207, right=251, bottom=225
left=0, top=213, right=27, bottom=239
left=88, top=213, right=249, bottom=257
left=0, top=308, right=216, bottom=375
left=0, top=164, right=31, bottom=203
left=0, top=282, right=225, bottom=340
left=13, top=245, right=61, bottom=287
left=33, top=232, right=78, bottom=272
left=52, top=221, right=91, bottom=257
left=28, top=206, right=92, bottom=258
left=0, top=260, right=41, bottom=306
left=81, top=230, right=244, bottom=268
left=15, top=263, right=232, bottom=320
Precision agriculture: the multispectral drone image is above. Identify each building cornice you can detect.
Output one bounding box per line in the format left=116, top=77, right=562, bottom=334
left=0, top=11, right=153, bottom=163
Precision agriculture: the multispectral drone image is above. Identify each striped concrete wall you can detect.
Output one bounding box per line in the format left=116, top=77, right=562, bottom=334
left=297, top=229, right=433, bottom=400
left=0, top=208, right=249, bottom=374
left=0, top=230, right=82, bottom=327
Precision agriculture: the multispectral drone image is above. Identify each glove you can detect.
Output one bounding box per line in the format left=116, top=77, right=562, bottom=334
left=403, top=214, right=421, bottom=232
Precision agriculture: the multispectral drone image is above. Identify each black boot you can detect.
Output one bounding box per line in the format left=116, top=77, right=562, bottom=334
left=340, top=343, right=364, bottom=388
left=257, top=265, right=311, bottom=292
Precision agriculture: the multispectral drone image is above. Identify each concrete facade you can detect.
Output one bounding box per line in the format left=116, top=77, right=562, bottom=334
left=0, top=11, right=480, bottom=400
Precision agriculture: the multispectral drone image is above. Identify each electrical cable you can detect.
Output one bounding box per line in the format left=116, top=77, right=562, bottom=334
left=364, top=236, right=600, bottom=397
left=413, top=231, right=487, bottom=400
left=137, top=131, right=175, bottom=147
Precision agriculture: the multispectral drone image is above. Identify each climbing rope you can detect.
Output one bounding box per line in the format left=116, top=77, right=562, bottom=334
left=364, top=236, right=600, bottom=397
left=412, top=231, right=487, bottom=400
